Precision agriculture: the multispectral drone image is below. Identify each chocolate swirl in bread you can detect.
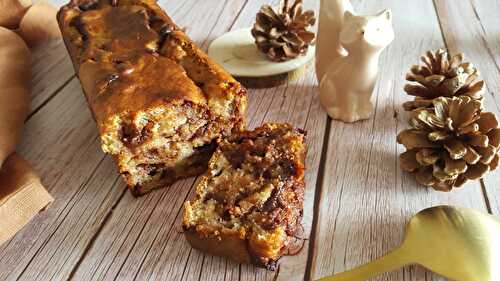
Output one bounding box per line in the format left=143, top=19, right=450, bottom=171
left=183, top=123, right=306, bottom=269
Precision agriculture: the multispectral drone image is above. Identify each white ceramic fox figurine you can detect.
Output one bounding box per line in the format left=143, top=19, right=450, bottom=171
left=319, top=9, right=394, bottom=123
left=315, top=0, right=353, bottom=82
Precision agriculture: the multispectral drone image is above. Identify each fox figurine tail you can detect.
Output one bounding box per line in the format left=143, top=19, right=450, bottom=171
left=319, top=9, right=394, bottom=123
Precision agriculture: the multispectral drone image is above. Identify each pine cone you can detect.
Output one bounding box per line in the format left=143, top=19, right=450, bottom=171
left=403, top=49, right=484, bottom=111
left=251, top=0, right=316, bottom=62
left=397, top=96, right=500, bottom=191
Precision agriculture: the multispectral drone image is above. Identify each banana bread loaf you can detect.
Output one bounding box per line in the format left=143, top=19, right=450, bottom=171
left=183, top=123, right=306, bottom=270
left=57, top=0, right=247, bottom=195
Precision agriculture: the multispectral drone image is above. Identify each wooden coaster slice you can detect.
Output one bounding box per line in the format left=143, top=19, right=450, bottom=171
left=208, top=28, right=315, bottom=88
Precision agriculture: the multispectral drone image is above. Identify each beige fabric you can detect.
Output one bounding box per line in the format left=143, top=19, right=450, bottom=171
left=0, top=27, right=31, bottom=166
left=0, top=153, right=53, bottom=245
left=0, top=0, right=32, bottom=29
left=0, top=25, right=53, bottom=246
left=17, top=1, right=61, bottom=47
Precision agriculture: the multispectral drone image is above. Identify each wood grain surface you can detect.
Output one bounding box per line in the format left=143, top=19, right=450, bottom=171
left=0, top=0, right=499, bottom=280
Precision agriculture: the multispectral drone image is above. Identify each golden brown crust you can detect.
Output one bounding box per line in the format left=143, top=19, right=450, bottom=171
left=57, top=0, right=245, bottom=130
left=57, top=0, right=247, bottom=195
left=183, top=123, right=306, bottom=269
left=184, top=230, right=252, bottom=265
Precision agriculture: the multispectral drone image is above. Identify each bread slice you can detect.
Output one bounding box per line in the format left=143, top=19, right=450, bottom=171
left=183, top=123, right=306, bottom=269
left=57, top=0, right=247, bottom=195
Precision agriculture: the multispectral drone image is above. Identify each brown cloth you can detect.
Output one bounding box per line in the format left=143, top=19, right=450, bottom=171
left=0, top=154, right=53, bottom=245
left=0, top=2, right=58, bottom=246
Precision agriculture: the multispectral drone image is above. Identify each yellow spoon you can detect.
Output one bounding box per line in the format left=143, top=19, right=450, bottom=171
left=316, top=205, right=500, bottom=281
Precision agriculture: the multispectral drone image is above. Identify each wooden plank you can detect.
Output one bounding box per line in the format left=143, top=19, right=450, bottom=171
left=70, top=0, right=326, bottom=280
left=0, top=79, right=126, bottom=281
left=468, top=0, right=500, bottom=74
left=0, top=1, right=212, bottom=280
left=240, top=4, right=321, bottom=281
left=231, top=2, right=324, bottom=281
left=309, top=0, right=489, bottom=280
left=241, top=72, right=324, bottom=281
left=29, top=39, right=75, bottom=117
left=433, top=0, right=500, bottom=215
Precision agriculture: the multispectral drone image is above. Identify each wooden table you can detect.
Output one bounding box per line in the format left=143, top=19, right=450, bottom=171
left=1, top=0, right=499, bottom=280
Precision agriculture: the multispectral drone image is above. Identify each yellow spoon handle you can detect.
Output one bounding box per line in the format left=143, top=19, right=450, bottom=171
left=315, top=248, right=410, bottom=281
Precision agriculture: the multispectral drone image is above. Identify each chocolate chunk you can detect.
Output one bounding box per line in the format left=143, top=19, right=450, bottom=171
left=77, top=0, right=98, bottom=11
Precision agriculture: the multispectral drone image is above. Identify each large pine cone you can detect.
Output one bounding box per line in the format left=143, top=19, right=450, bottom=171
left=397, top=96, right=500, bottom=191
left=251, top=0, right=316, bottom=62
left=403, top=49, right=484, bottom=111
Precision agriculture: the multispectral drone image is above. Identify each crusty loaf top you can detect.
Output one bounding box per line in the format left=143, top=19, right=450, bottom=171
left=57, top=0, right=245, bottom=130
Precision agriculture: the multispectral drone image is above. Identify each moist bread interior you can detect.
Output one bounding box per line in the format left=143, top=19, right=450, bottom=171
left=184, top=124, right=306, bottom=269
